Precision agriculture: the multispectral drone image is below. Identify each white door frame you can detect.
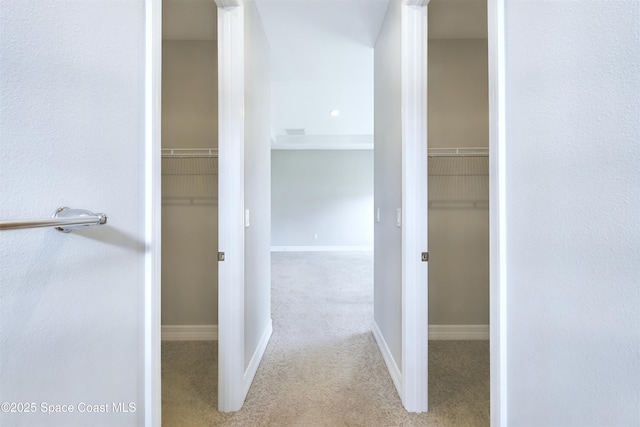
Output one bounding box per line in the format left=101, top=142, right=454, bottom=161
left=488, top=1, right=506, bottom=426
left=145, top=0, right=507, bottom=424
left=215, top=0, right=248, bottom=412
left=400, top=0, right=429, bottom=412
left=144, top=0, right=162, bottom=426
left=399, top=0, right=508, bottom=420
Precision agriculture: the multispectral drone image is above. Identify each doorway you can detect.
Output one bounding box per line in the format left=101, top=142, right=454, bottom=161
left=262, top=0, right=379, bottom=413
left=261, top=0, right=379, bottom=416
left=158, top=0, right=492, bottom=420
left=159, top=0, right=221, bottom=422
left=160, top=0, right=220, bottom=336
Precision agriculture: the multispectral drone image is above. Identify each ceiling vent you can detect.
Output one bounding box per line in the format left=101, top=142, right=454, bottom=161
left=285, top=128, right=306, bottom=136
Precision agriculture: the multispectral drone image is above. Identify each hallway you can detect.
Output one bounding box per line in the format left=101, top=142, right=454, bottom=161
left=162, top=252, right=489, bottom=426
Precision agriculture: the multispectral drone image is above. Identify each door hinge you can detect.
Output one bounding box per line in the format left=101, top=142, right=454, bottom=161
left=218, top=252, right=225, bottom=261
left=421, top=252, right=429, bottom=262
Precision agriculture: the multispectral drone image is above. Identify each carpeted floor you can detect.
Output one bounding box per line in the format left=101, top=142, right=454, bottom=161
left=162, top=251, right=489, bottom=426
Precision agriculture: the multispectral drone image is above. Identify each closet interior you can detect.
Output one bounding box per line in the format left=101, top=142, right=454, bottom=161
left=427, top=37, right=489, bottom=329
left=161, top=26, right=219, bottom=333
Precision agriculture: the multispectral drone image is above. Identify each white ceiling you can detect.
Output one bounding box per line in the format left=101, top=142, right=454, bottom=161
left=255, top=0, right=389, bottom=144
left=162, top=0, right=487, bottom=147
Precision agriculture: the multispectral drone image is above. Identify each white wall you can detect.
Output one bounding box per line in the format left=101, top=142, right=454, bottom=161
left=428, top=39, right=489, bottom=326
left=271, top=150, right=374, bottom=248
left=504, top=1, right=640, bottom=425
left=161, top=41, right=219, bottom=326
left=243, top=0, right=272, bottom=369
left=0, top=2, right=149, bottom=426
left=373, top=0, right=403, bottom=371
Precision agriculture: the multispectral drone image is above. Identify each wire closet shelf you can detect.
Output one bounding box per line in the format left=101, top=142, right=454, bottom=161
left=160, top=147, right=487, bottom=209
left=161, top=148, right=218, bottom=205
left=428, top=147, right=488, bottom=210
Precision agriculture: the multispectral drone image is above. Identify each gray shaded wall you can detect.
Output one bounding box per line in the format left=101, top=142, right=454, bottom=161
left=243, top=0, right=272, bottom=368
left=162, top=40, right=218, bottom=148
left=161, top=40, right=218, bottom=326
left=428, top=39, right=489, bottom=326
left=162, top=206, right=218, bottom=325
left=373, top=0, right=403, bottom=371
left=428, top=39, right=489, bottom=147
left=271, top=150, right=373, bottom=248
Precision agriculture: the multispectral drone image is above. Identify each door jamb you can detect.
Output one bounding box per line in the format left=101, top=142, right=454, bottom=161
left=215, top=0, right=247, bottom=413
left=146, top=0, right=507, bottom=423
left=488, top=0, right=507, bottom=426
left=400, top=0, right=429, bottom=413
left=144, top=0, right=162, bottom=425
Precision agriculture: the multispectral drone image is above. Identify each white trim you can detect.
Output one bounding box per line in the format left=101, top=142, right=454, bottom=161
left=242, top=320, right=273, bottom=398
left=144, top=0, right=162, bottom=425
left=271, top=142, right=374, bottom=150
left=429, top=325, right=489, bottom=340
left=216, top=0, right=241, bottom=8
left=372, top=321, right=402, bottom=398
left=161, top=325, right=218, bottom=341
left=270, top=245, right=373, bottom=252
left=488, top=0, right=507, bottom=426
left=400, top=2, right=429, bottom=413
left=404, top=0, right=430, bottom=6
left=272, top=134, right=373, bottom=150
left=216, top=1, right=246, bottom=413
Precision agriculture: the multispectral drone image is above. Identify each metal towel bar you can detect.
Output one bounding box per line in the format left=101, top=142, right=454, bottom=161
left=0, top=207, right=108, bottom=232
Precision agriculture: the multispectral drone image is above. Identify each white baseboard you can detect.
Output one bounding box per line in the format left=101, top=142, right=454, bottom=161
left=372, top=321, right=402, bottom=397
left=161, top=325, right=218, bottom=341
left=429, top=325, right=489, bottom=340
left=271, top=245, right=373, bottom=252
left=243, top=320, right=273, bottom=398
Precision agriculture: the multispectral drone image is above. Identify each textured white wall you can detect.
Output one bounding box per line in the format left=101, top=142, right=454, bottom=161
left=373, top=0, right=403, bottom=370
left=0, top=2, right=148, bottom=426
left=504, top=1, right=640, bottom=425
left=244, top=0, right=272, bottom=368
left=271, top=150, right=374, bottom=248
left=161, top=41, right=219, bottom=326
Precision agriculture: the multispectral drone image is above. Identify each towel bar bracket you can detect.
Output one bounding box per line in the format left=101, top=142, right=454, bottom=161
left=53, top=207, right=108, bottom=233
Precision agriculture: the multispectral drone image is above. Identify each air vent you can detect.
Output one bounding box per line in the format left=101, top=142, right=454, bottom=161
left=285, top=128, right=306, bottom=136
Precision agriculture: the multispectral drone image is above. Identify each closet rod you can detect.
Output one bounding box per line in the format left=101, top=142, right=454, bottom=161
left=428, top=147, right=488, bottom=157
left=162, top=148, right=218, bottom=158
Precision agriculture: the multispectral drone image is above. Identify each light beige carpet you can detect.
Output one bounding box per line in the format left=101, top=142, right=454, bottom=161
left=162, top=252, right=489, bottom=426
